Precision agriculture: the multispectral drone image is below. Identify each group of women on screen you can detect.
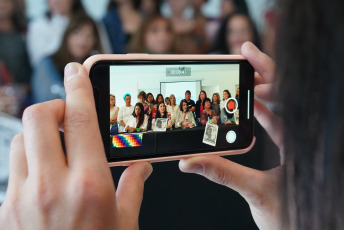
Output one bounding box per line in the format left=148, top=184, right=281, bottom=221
left=110, top=88, right=239, bottom=135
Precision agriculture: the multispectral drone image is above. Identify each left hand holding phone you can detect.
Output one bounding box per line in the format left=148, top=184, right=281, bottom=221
left=179, top=42, right=284, bottom=230
left=0, top=63, right=153, bottom=230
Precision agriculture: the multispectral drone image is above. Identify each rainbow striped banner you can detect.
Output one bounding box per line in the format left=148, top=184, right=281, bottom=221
left=112, top=133, right=143, bottom=148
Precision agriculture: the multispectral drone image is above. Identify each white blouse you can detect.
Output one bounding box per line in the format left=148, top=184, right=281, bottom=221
left=175, top=111, right=196, bottom=128
left=125, top=115, right=148, bottom=131
left=118, top=105, right=134, bottom=124
left=166, top=105, right=180, bottom=124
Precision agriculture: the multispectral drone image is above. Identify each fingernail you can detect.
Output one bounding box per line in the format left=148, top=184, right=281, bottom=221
left=187, top=164, right=204, bottom=175
left=64, top=63, right=79, bottom=81
left=144, top=164, right=153, bottom=181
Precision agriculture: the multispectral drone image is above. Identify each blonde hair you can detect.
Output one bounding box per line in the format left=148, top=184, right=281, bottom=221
left=169, top=94, right=176, bottom=105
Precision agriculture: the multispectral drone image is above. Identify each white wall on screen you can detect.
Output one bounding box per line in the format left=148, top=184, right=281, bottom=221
left=110, top=64, right=239, bottom=108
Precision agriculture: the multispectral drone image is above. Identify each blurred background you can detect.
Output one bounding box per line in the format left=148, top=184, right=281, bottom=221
left=0, top=0, right=279, bottom=229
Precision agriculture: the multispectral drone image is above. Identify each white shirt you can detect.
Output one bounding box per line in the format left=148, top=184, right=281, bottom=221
left=118, top=105, right=134, bottom=132
left=27, top=14, right=69, bottom=67
left=175, top=111, right=196, bottom=128
left=125, top=115, right=148, bottom=131
left=166, top=105, right=180, bottom=124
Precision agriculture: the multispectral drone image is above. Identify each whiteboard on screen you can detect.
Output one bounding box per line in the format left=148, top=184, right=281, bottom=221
left=160, top=81, right=201, bottom=105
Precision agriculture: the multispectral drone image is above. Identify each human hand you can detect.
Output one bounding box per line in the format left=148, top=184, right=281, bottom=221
left=0, top=63, right=153, bottom=230
left=179, top=42, right=284, bottom=230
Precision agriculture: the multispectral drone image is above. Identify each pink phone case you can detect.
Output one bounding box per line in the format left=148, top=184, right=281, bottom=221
left=84, top=54, right=255, bottom=166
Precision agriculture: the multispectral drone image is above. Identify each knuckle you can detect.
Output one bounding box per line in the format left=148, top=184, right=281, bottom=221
left=72, top=174, right=110, bottom=205
left=207, top=167, right=233, bottom=187
left=65, top=109, right=90, bottom=128
left=22, top=104, right=48, bottom=125
left=65, top=75, right=90, bottom=94
left=29, top=176, right=58, bottom=212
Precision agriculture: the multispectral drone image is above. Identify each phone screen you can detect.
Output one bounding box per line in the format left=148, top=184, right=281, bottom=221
left=90, top=59, right=254, bottom=162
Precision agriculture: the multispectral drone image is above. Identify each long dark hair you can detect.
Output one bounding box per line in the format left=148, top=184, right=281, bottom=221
left=155, top=93, right=164, bottom=104
left=210, top=12, right=261, bottom=54
left=179, top=99, right=188, bottom=112
left=132, top=103, right=145, bottom=128
left=276, top=0, right=344, bottom=228
left=155, top=102, right=167, bottom=118
left=198, top=90, right=207, bottom=102
left=147, top=92, right=155, bottom=104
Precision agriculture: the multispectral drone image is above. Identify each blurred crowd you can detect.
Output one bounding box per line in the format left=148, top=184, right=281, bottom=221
left=0, top=0, right=275, bottom=118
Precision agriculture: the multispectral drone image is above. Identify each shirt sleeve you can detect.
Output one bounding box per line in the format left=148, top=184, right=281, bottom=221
left=140, top=115, right=148, bottom=131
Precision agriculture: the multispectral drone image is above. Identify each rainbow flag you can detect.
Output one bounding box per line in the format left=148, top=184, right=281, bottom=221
left=112, top=133, right=143, bottom=148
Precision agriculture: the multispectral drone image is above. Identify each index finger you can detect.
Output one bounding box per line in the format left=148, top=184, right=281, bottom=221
left=63, top=63, right=107, bottom=169
left=241, top=42, right=275, bottom=84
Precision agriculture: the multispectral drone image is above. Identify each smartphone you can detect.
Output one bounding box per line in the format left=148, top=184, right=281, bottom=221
left=84, top=54, right=255, bottom=166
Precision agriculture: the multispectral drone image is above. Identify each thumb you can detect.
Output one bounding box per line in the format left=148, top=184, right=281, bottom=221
left=179, top=156, right=264, bottom=198
left=116, top=162, right=153, bottom=228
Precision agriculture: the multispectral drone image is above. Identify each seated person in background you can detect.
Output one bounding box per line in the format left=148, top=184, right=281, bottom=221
left=128, top=15, right=175, bottom=54
left=166, top=94, right=179, bottom=126
left=220, top=89, right=231, bottom=111
left=137, top=91, right=149, bottom=114
left=200, top=98, right=219, bottom=126
left=220, top=106, right=237, bottom=125
left=152, top=102, right=172, bottom=131
left=31, top=13, right=102, bottom=103
left=118, top=94, right=134, bottom=133
left=125, top=103, right=148, bottom=132
left=175, top=99, right=196, bottom=129
left=110, top=94, right=119, bottom=135
left=27, top=0, right=86, bottom=67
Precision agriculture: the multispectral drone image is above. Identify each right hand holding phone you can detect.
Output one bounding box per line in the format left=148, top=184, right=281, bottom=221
left=179, top=42, right=284, bottom=230
left=0, top=63, right=153, bottom=230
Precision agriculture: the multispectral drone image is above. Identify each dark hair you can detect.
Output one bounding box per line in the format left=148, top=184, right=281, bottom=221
left=147, top=92, right=155, bottom=104
left=212, top=93, right=220, bottom=104
left=232, top=0, right=249, bottom=15
left=223, top=90, right=231, bottom=98
left=128, top=15, right=175, bottom=53
left=51, top=13, right=102, bottom=73
left=179, top=99, right=188, bottom=111
left=132, top=102, right=145, bottom=128
left=137, top=91, right=147, bottom=101
left=204, top=98, right=212, bottom=107
left=7, top=0, right=27, bottom=32
left=210, top=12, right=261, bottom=54
left=155, top=102, right=167, bottom=118
left=155, top=94, right=164, bottom=104
left=46, top=0, right=86, bottom=19
left=185, top=90, right=191, bottom=95
left=276, top=0, right=344, bottom=228
left=108, top=0, right=141, bottom=10
left=198, top=90, right=207, bottom=102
